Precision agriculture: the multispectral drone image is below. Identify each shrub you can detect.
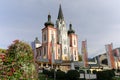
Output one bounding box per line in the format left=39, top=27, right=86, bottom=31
left=79, top=70, right=85, bottom=73
left=87, top=70, right=91, bottom=74
left=97, top=70, right=115, bottom=80
left=43, top=69, right=49, bottom=75
left=56, top=70, right=66, bottom=80
left=50, top=69, right=55, bottom=78
left=92, top=70, right=97, bottom=74
left=66, top=70, right=80, bottom=80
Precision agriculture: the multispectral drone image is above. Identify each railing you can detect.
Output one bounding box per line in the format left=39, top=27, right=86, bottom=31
left=80, top=73, right=97, bottom=79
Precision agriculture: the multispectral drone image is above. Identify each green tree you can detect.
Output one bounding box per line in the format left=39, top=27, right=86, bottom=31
left=1, top=40, right=38, bottom=79
left=0, top=48, right=6, bottom=53
left=78, top=54, right=82, bottom=61
left=97, top=70, right=115, bottom=80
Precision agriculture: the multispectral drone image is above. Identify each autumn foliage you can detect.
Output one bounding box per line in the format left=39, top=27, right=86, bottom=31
left=0, top=40, right=38, bottom=79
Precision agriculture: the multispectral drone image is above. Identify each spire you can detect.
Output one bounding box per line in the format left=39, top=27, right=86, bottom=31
left=44, top=13, right=54, bottom=27
left=57, top=4, right=64, bottom=20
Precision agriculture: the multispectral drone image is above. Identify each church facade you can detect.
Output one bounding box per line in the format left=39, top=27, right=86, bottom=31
left=32, top=5, right=79, bottom=70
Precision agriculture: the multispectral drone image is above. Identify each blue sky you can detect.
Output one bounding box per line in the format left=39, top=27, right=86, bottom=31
left=1, top=0, right=120, bottom=57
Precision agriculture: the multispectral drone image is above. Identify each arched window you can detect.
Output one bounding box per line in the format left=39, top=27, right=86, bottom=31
left=74, top=50, right=76, bottom=55
left=58, top=48, right=61, bottom=54
left=51, top=34, right=54, bottom=41
left=58, top=48, right=61, bottom=59
left=44, top=34, right=46, bottom=41
left=74, top=39, right=76, bottom=45
left=75, top=57, right=76, bottom=60
left=44, top=46, right=46, bottom=56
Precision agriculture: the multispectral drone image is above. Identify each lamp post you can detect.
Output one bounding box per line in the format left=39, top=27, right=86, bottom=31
left=54, top=65, right=56, bottom=80
left=89, top=65, right=91, bottom=80
left=54, top=70, right=56, bottom=80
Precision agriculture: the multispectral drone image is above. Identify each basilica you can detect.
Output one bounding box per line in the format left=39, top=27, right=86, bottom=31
left=32, top=4, right=79, bottom=71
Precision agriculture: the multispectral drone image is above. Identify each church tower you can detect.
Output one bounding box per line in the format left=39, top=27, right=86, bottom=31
left=68, top=23, right=78, bottom=61
left=42, top=13, right=57, bottom=63
left=81, top=40, right=88, bottom=67
left=56, top=4, right=69, bottom=61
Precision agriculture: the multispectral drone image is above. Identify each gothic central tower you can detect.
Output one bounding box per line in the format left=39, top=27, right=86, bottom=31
left=56, top=4, right=69, bottom=60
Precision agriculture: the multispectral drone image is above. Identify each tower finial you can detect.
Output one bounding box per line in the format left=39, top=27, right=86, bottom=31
left=44, top=12, right=54, bottom=27
left=57, top=4, right=64, bottom=20
left=68, top=22, right=75, bottom=34
left=48, top=12, right=51, bottom=22
left=69, top=22, right=72, bottom=30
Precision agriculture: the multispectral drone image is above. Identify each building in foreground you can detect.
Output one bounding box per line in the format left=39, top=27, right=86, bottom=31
left=31, top=4, right=79, bottom=71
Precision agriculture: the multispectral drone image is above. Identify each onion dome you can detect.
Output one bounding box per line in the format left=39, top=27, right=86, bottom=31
left=34, top=37, right=40, bottom=44
left=44, top=13, right=54, bottom=27
left=68, top=23, right=75, bottom=34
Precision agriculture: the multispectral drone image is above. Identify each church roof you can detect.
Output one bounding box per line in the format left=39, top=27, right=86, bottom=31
left=57, top=4, right=64, bottom=20
left=44, top=13, right=54, bottom=27
left=68, top=23, right=75, bottom=34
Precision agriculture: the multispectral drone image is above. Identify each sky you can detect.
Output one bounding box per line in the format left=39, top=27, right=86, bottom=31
left=1, top=0, right=120, bottom=58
